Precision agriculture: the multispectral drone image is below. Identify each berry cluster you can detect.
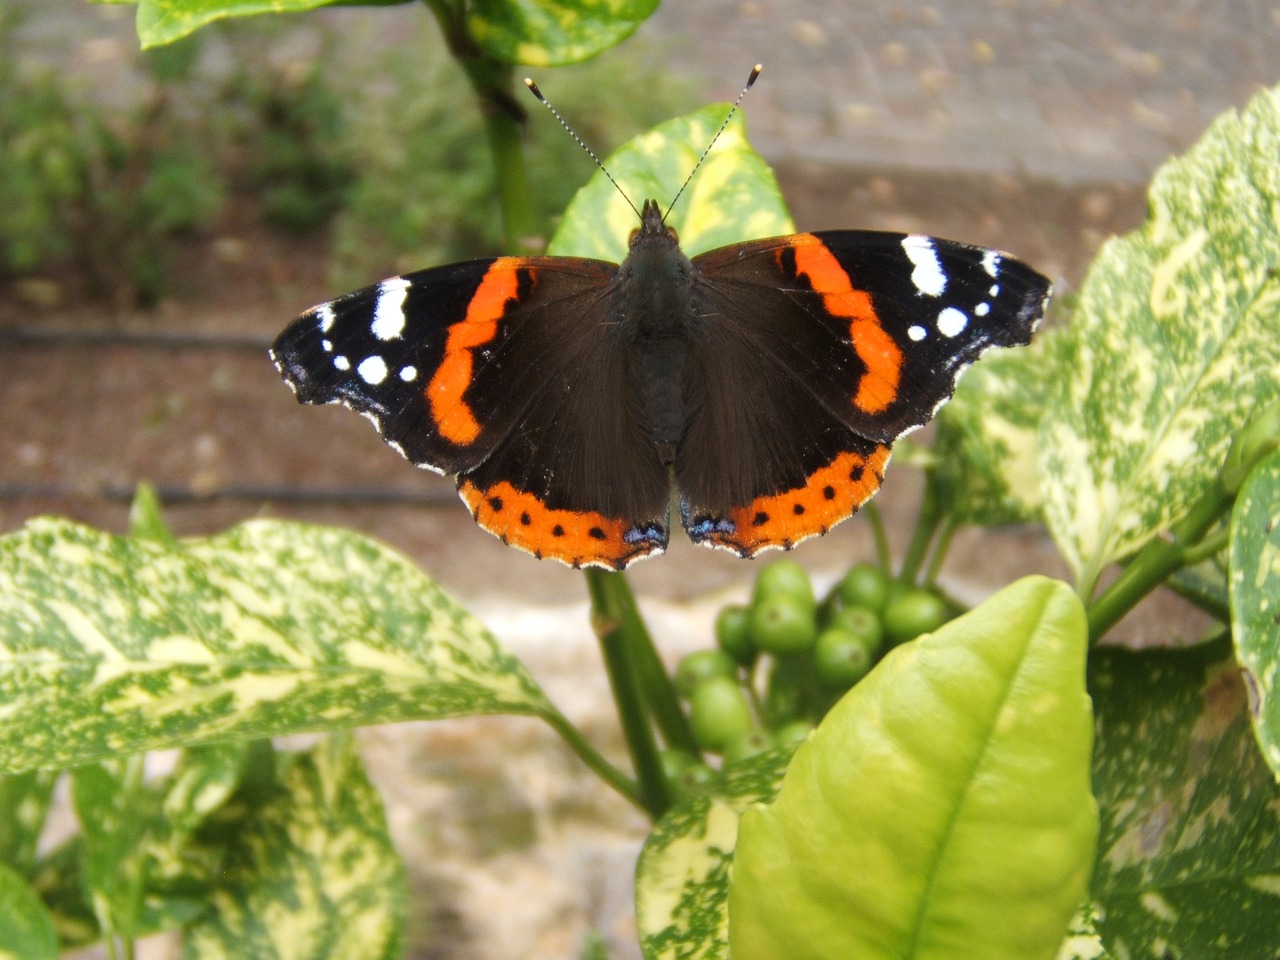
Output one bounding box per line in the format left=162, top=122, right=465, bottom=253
left=664, top=560, right=955, bottom=793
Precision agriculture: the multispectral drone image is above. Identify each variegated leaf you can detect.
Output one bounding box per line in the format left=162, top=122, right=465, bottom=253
left=182, top=734, right=405, bottom=959
left=1089, top=640, right=1280, bottom=955
left=548, top=103, right=792, bottom=262
left=1040, top=84, right=1280, bottom=593
left=467, top=0, right=659, bottom=66
left=93, top=0, right=412, bottom=49
left=0, top=518, right=556, bottom=774
left=1229, top=447, right=1280, bottom=778
left=1054, top=903, right=1112, bottom=960
left=932, top=326, right=1067, bottom=526
left=636, top=750, right=792, bottom=960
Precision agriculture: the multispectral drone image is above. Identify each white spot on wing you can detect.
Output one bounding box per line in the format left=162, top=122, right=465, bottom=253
left=358, top=355, right=389, bottom=384
left=901, top=235, right=947, bottom=296
left=334, top=355, right=351, bottom=371
left=937, top=307, right=968, bottom=337
left=399, top=365, right=418, bottom=382
left=975, top=302, right=990, bottom=317
left=982, top=249, right=1001, bottom=277
left=321, top=339, right=333, bottom=352
left=989, top=284, right=1000, bottom=297
left=372, top=277, right=411, bottom=341
left=317, top=304, right=336, bottom=333
left=908, top=324, right=928, bottom=341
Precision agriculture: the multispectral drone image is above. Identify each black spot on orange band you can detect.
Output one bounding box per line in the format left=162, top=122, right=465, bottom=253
left=458, top=479, right=667, bottom=569
left=688, top=444, right=891, bottom=557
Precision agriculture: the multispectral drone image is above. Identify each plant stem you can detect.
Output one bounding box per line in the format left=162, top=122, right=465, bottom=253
left=897, top=479, right=942, bottom=585
left=585, top=568, right=673, bottom=820
left=921, top=514, right=957, bottom=588
left=1086, top=480, right=1234, bottom=642
left=863, top=500, right=892, bottom=572
left=541, top=708, right=643, bottom=810
left=422, top=0, right=538, bottom=253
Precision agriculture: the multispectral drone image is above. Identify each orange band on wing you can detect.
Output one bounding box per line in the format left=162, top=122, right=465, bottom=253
left=425, top=258, right=522, bottom=446
left=787, top=237, right=903, bottom=414
left=458, top=479, right=666, bottom=570
left=690, top=444, right=891, bottom=557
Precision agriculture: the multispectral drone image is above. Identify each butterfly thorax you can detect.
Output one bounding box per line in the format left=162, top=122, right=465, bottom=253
left=619, top=200, right=700, bottom=466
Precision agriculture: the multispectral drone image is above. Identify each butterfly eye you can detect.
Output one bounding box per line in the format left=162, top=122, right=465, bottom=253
left=628, top=227, right=641, bottom=245
left=666, top=225, right=679, bottom=244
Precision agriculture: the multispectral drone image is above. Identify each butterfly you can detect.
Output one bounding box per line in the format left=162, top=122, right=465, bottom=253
left=271, top=193, right=1048, bottom=570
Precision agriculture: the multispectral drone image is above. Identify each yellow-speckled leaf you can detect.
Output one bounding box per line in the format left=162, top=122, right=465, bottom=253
left=547, top=103, right=792, bottom=262
left=101, top=0, right=411, bottom=48
left=467, top=0, right=658, bottom=66
left=183, top=734, right=404, bottom=959
left=636, top=750, right=791, bottom=960
left=1054, top=904, right=1112, bottom=960
left=0, top=518, right=555, bottom=775
left=933, top=326, right=1067, bottom=525
left=1040, top=84, right=1280, bottom=592
left=729, top=577, right=1097, bottom=960
left=1089, top=640, right=1280, bottom=955
left=1229, top=448, right=1280, bottom=779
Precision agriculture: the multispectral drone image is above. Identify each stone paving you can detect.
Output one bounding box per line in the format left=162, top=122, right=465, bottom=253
left=644, top=0, right=1280, bottom=183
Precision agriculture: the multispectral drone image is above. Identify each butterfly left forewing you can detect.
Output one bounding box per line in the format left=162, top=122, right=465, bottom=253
left=272, top=256, right=671, bottom=569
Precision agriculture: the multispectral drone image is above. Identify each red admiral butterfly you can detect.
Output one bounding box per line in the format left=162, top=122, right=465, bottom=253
left=272, top=75, right=1049, bottom=571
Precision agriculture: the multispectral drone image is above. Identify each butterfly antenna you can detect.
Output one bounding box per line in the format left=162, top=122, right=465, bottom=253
left=524, top=77, right=643, bottom=222
left=663, top=63, right=762, bottom=222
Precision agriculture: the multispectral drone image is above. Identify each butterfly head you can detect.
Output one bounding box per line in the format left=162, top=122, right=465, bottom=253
left=630, top=199, right=679, bottom=248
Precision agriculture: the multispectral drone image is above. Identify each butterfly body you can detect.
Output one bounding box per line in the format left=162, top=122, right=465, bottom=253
left=272, top=199, right=1049, bottom=570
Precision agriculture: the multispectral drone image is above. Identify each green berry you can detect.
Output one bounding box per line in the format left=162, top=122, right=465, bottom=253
left=715, top=603, right=756, bottom=665
left=659, top=748, right=698, bottom=784
left=836, top=562, right=891, bottom=614
left=882, top=587, right=951, bottom=645
left=751, top=559, right=816, bottom=612
left=828, top=605, right=885, bottom=654
left=773, top=720, right=814, bottom=749
left=722, top=728, right=774, bottom=766
left=674, top=649, right=738, bottom=699
left=763, top=656, right=807, bottom=728
left=813, top=628, right=876, bottom=689
left=750, top=593, right=819, bottom=657
left=689, top=676, right=754, bottom=753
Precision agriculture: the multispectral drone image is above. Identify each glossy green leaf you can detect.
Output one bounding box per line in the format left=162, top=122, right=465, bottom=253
left=183, top=734, right=405, bottom=959
left=547, top=103, right=792, bottom=262
left=1230, top=447, right=1280, bottom=777
left=729, top=576, right=1097, bottom=960
left=0, top=862, right=59, bottom=960
left=467, top=0, right=658, bottom=66
left=636, top=750, right=791, bottom=960
left=932, top=326, right=1066, bottom=525
left=1089, top=639, right=1280, bottom=955
left=0, top=518, right=556, bottom=774
left=1040, top=84, right=1280, bottom=593
left=0, top=769, right=58, bottom=876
